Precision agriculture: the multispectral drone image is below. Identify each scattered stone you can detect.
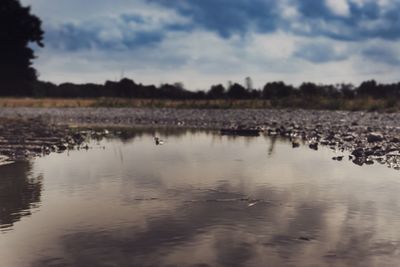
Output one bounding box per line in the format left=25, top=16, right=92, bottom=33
left=0, top=155, right=12, bottom=165
left=0, top=117, right=108, bottom=162
left=0, top=108, right=399, bottom=170
left=309, top=142, right=318, bottom=150
left=353, top=157, right=366, bottom=166
left=352, top=148, right=365, bottom=158
left=365, top=159, right=374, bottom=165
left=292, top=139, right=300, bottom=148
left=367, top=132, right=384, bottom=143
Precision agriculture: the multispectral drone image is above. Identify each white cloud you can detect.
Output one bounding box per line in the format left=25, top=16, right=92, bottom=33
left=280, top=0, right=301, bottom=19
left=325, top=0, right=350, bottom=16
left=21, top=0, right=185, bottom=27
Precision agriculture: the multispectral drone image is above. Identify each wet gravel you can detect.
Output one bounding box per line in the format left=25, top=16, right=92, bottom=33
left=0, top=107, right=399, bottom=169
left=0, top=117, right=105, bottom=165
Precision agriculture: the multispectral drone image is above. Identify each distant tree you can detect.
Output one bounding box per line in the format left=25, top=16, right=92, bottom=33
left=194, top=90, right=206, bottom=99
left=141, top=85, right=158, bottom=98
left=118, top=78, right=137, bottom=98
left=250, top=89, right=261, bottom=99
left=226, top=83, right=249, bottom=99
left=207, top=84, right=226, bottom=99
left=338, top=83, right=355, bottom=99
left=312, top=84, right=339, bottom=98
left=245, top=76, right=253, bottom=91
left=0, top=0, right=44, bottom=96
left=173, top=82, right=185, bottom=90
left=357, top=80, right=379, bottom=97
left=383, top=83, right=400, bottom=98
left=262, top=81, right=293, bottom=99
left=32, top=80, right=57, bottom=97
left=227, top=81, right=233, bottom=90
left=159, top=83, right=187, bottom=99
left=299, top=82, right=319, bottom=97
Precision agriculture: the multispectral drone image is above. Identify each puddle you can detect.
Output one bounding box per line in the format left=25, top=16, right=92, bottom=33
left=1, top=129, right=399, bottom=267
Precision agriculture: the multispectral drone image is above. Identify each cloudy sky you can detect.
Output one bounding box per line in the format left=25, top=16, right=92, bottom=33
left=21, top=0, right=400, bottom=90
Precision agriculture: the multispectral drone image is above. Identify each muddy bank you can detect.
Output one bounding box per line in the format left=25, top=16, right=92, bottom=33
left=0, top=108, right=399, bottom=169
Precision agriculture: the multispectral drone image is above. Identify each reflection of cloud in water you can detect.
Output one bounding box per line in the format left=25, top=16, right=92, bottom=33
left=30, top=181, right=390, bottom=267
left=9, top=130, right=400, bottom=266
left=0, top=162, right=43, bottom=231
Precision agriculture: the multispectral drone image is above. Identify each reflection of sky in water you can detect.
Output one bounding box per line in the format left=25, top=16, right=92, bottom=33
left=1, top=129, right=400, bottom=267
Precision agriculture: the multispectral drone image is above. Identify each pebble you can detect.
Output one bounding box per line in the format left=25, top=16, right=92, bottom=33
left=0, top=108, right=398, bottom=170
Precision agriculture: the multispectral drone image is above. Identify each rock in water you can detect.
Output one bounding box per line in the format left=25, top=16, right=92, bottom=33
left=352, top=148, right=364, bottom=158
left=309, top=142, right=318, bottom=150
left=292, top=139, right=300, bottom=148
left=0, top=155, right=12, bottom=166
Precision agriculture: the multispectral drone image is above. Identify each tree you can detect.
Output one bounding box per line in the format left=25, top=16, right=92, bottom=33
left=226, top=83, right=249, bottom=99
left=207, top=84, right=226, bottom=99
left=357, top=80, right=378, bottom=98
left=299, top=82, right=319, bottom=97
left=245, top=76, right=253, bottom=91
left=338, top=83, right=355, bottom=99
left=0, top=0, right=44, bottom=96
left=262, top=81, right=293, bottom=99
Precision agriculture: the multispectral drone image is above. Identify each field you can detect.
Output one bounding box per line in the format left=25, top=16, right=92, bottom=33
left=0, top=97, right=398, bottom=111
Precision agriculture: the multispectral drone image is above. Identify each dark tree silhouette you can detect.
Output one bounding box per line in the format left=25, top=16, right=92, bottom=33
left=207, top=84, right=226, bottom=99
left=0, top=162, right=42, bottom=230
left=0, top=0, right=44, bottom=96
left=227, top=83, right=249, bottom=99
left=357, top=80, right=378, bottom=97
left=262, top=81, right=293, bottom=99
left=299, top=82, right=319, bottom=97
left=338, top=83, right=355, bottom=99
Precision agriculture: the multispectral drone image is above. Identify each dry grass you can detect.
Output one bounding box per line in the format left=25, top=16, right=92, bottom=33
left=0, top=97, right=398, bottom=111
left=91, top=98, right=274, bottom=109
left=0, top=98, right=95, bottom=108
left=0, top=98, right=274, bottom=109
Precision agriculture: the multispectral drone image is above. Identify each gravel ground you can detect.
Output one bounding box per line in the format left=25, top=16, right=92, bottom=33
left=0, top=107, right=399, bottom=169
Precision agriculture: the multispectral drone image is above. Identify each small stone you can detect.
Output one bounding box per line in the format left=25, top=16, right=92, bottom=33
left=367, top=132, right=384, bottom=143
left=390, top=137, right=400, bottom=143
left=365, top=159, right=374, bottom=165
left=292, top=139, right=300, bottom=148
left=352, top=148, right=364, bottom=158
left=353, top=157, right=366, bottom=166
left=309, top=142, right=318, bottom=150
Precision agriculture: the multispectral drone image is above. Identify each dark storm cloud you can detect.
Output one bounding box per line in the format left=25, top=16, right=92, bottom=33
left=292, top=0, right=400, bottom=41
left=362, top=46, right=400, bottom=66
left=41, top=1, right=400, bottom=55
left=44, top=14, right=171, bottom=51
left=147, top=0, right=400, bottom=41
left=139, top=0, right=400, bottom=65
left=147, top=0, right=279, bottom=38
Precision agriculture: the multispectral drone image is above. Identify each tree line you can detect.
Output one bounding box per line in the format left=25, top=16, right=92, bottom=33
left=3, top=78, right=396, bottom=100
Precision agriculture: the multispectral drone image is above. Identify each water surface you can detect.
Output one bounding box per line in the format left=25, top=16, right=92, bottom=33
left=1, top=129, right=400, bottom=267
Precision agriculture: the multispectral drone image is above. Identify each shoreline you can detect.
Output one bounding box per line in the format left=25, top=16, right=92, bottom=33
left=0, top=107, right=399, bottom=169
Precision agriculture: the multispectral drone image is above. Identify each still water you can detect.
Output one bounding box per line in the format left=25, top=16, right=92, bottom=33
left=1, top=128, right=400, bottom=267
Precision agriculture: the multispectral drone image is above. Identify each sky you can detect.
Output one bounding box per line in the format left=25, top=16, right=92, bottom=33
left=21, top=0, right=400, bottom=90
